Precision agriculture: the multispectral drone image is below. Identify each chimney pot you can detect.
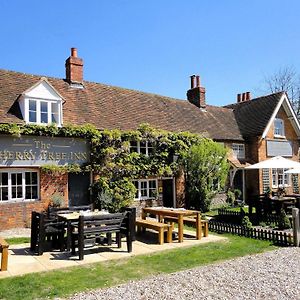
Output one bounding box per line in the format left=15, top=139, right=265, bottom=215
left=195, top=75, right=200, bottom=87
left=237, top=94, right=242, bottom=103
left=71, top=47, right=77, bottom=57
left=246, top=91, right=251, bottom=101
left=242, top=93, right=246, bottom=102
left=190, top=75, right=196, bottom=89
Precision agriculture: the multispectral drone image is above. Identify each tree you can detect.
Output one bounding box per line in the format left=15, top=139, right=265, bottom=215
left=263, top=66, right=300, bottom=117
left=183, top=139, right=229, bottom=212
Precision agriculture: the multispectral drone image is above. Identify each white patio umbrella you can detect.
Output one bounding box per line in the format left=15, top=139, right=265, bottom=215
left=245, top=156, right=300, bottom=170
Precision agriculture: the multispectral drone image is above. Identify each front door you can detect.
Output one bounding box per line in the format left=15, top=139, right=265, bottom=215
left=68, top=172, right=90, bottom=206
left=162, top=179, right=174, bottom=207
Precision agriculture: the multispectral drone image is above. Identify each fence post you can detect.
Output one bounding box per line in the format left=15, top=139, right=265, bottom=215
left=292, top=208, right=300, bottom=247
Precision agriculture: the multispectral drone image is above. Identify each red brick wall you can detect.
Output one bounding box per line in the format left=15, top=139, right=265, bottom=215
left=0, top=170, right=68, bottom=230
left=256, top=107, right=300, bottom=195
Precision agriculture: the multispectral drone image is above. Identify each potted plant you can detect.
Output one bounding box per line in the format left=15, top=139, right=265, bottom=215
left=49, top=192, right=64, bottom=208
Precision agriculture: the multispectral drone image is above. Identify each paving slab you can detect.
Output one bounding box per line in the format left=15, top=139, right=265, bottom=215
left=0, top=233, right=226, bottom=278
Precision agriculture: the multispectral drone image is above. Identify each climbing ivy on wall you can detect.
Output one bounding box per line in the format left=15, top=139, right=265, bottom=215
left=0, top=123, right=226, bottom=211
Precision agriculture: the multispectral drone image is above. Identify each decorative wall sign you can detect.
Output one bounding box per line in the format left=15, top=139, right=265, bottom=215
left=0, top=135, right=90, bottom=166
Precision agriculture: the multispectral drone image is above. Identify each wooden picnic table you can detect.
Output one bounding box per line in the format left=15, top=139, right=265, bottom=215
left=57, top=210, right=109, bottom=251
left=141, top=207, right=202, bottom=243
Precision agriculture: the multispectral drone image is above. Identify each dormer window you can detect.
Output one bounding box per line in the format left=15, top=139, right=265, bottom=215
left=19, top=78, right=63, bottom=126
left=28, top=99, right=60, bottom=125
left=274, top=118, right=285, bottom=137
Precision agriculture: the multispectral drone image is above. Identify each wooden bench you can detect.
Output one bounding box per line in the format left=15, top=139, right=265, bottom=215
left=71, top=212, right=133, bottom=260
left=164, top=216, right=209, bottom=237
left=136, top=219, right=172, bottom=245
left=0, top=237, right=9, bottom=271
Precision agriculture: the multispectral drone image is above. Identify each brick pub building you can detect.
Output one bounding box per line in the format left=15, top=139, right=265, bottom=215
left=1, top=48, right=300, bottom=229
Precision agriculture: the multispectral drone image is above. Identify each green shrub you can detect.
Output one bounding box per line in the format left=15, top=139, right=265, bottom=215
left=278, top=209, right=291, bottom=229
left=241, top=216, right=252, bottom=229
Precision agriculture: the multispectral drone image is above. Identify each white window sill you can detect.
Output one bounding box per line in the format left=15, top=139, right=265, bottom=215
left=274, top=134, right=286, bottom=139
left=0, top=199, right=39, bottom=204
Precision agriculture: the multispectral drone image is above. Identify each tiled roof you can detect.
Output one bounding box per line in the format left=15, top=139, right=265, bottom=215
left=0, top=69, right=244, bottom=141
left=224, top=92, right=284, bottom=138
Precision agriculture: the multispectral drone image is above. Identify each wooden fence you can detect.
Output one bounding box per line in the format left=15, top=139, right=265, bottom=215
left=216, top=208, right=245, bottom=224
left=208, top=219, right=293, bottom=246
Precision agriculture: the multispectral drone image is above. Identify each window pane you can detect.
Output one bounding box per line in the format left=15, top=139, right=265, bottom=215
left=149, top=180, right=156, bottom=189
left=29, top=111, right=37, bottom=122
left=0, top=173, right=8, bottom=185
left=17, top=186, right=22, bottom=198
left=32, top=186, right=38, bottom=199
left=52, top=113, right=58, bottom=123
left=17, top=173, right=22, bottom=184
left=140, top=181, right=147, bottom=197
left=25, top=186, right=31, bottom=199
left=1, top=187, right=8, bottom=201
left=29, top=100, right=37, bottom=123
left=148, top=142, right=154, bottom=155
left=41, top=112, right=48, bottom=123
left=31, top=172, right=37, bottom=184
left=140, top=141, right=147, bottom=154
left=11, top=186, right=16, bottom=198
left=41, top=102, right=48, bottom=113
left=25, top=172, right=31, bottom=184
left=51, top=103, right=58, bottom=123
left=130, top=141, right=138, bottom=153
left=11, top=173, right=16, bottom=185
left=29, top=100, right=36, bottom=111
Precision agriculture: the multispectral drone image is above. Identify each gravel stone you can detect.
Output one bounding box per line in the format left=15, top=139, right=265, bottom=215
left=63, top=247, right=300, bottom=300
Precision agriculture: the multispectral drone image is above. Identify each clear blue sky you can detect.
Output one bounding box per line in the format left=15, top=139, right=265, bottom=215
left=1, top=0, right=300, bottom=106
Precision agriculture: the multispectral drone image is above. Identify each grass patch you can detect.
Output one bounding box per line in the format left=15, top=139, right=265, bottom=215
left=5, top=237, right=30, bottom=245
left=0, top=234, right=276, bottom=300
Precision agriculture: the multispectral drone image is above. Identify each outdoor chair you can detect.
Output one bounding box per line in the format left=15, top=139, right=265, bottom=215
left=30, top=211, right=65, bottom=255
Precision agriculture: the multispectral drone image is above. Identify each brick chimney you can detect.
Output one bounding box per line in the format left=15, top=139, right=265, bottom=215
left=237, top=91, right=251, bottom=103
left=187, top=75, right=206, bottom=109
left=65, top=48, right=83, bottom=83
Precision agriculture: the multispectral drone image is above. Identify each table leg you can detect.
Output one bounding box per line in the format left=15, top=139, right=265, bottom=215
left=141, top=209, right=146, bottom=220
left=178, top=214, right=183, bottom=243
left=196, top=212, right=202, bottom=240
left=66, top=220, right=72, bottom=251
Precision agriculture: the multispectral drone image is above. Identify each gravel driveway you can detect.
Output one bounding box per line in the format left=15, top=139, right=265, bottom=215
left=64, top=247, right=300, bottom=300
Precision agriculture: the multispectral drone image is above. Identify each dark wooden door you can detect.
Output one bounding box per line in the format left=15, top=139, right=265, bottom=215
left=162, top=179, right=174, bottom=207
left=68, top=172, right=90, bottom=206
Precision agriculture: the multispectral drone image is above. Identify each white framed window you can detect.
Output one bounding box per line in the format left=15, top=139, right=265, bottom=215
left=271, top=168, right=290, bottom=188
left=0, top=170, right=39, bottom=202
left=130, top=141, right=154, bottom=156
left=27, top=99, right=61, bottom=126
left=132, top=179, right=157, bottom=200
left=232, top=143, right=245, bottom=159
left=274, top=118, right=285, bottom=137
